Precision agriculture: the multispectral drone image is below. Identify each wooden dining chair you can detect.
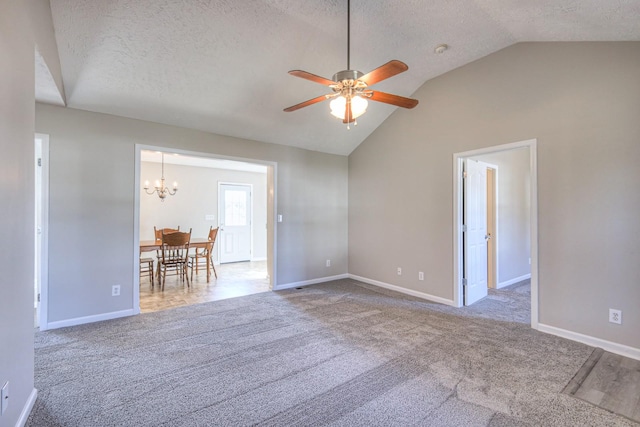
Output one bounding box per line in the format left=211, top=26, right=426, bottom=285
left=188, top=226, right=219, bottom=281
left=139, top=255, right=155, bottom=287
left=158, top=228, right=191, bottom=290
left=154, top=226, right=180, bottom=278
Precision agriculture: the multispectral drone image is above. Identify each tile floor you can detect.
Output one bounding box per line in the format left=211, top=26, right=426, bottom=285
left=139, top=260, right=270, bottom=313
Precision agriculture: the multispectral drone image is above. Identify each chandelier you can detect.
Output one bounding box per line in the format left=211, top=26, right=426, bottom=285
left=144, top=152, right=177, bottom=201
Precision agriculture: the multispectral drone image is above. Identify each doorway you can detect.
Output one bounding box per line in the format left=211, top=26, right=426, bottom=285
left=453, top=139, right=538, bottom=327
left=134, top=146, right=277, bottom=314
left=34, top=133, right=50, bottom=329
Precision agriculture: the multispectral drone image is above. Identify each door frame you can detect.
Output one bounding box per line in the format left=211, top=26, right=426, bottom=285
left=453, top=139, right=538, bottom=328
left=133, top=144, right=278, bottom=314
left=486, top=165, right=498, bottom=289
left=217, top=182, right=254, bottom=264
left=35, top=133, right=50, bottom=330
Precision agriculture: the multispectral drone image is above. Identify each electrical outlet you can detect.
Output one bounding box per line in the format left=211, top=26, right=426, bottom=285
left=1, top=381, right=8, bottom=415
left=112, top=285, right=121, bottom=297
left=418, top=272, right=424, bottom=281
left=609, top=309, right=622, bottom=325
left=326, top=259, right=331, bottom=267
left=397, top=267, right=402, bottom=276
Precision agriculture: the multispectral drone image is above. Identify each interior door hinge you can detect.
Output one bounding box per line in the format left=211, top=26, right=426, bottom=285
left=462, top=224, right=467, bottom=232
left=463, top=171, right=467, bottom=179
left=462, top=278, right=467, bottom=287
left=37, top=293, right=41, bottom=302
left=37, top=158, right=42, bottom=167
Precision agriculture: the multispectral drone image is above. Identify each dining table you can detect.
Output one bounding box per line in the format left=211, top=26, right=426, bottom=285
left=140, top=237, right=214, bottom=282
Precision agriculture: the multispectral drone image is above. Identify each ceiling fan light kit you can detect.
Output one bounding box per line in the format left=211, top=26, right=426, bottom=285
left=284, top=0, right=418, bottom=129
left=330, top=95, right=367, bottom=120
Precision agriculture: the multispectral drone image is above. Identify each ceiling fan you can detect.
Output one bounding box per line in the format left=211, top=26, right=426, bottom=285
left=283, top=0, right=418, bottom=128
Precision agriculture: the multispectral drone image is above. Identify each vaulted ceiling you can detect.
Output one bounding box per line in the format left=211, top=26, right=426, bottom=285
left=38, top=0, right=640, bottom=155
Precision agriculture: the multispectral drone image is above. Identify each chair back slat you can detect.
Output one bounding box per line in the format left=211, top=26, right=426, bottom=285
left=206, top=227, right=219, bottom=253
left=161, top=230, right=191, bottom=263
left=208, top=227, right=219, bottom=242
left=154, top=226, right=180, bottom=241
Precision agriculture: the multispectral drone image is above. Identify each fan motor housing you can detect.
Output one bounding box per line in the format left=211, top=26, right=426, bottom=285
left=332, top=70, right=364, bottom=83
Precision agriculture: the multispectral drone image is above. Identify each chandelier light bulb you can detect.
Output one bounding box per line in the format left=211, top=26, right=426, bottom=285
left=330, top=96, right=346, bottom=119
left=351, top=96, right=368, bottom=118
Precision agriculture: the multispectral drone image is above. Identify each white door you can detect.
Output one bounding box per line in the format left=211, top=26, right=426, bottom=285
left=464, top=159, right=489, bottom=305
left=35, top=138, right=42, bottom=325
left=35, top=134, right=49, bottom=329
left=219, top=184, right=252, bottom=263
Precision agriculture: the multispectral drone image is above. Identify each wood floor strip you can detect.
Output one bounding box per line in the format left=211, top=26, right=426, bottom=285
left=563, top=347, right=605, bottom=395
left=564, top=347, right=640, bottom=424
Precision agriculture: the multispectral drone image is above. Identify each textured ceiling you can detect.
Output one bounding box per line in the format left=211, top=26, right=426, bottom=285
left=43, top=0, right=640, bottom=155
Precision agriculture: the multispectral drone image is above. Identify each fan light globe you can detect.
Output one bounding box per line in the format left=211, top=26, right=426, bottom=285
left=330, top=95, right=368, bottom=120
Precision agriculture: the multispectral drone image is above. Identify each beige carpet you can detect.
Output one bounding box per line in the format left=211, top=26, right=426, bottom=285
left=27, top=279, right=635, bottom=426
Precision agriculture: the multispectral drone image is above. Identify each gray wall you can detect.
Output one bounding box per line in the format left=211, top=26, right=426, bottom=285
left=140, top=161, right=268, bottom=261
left=0, top=1, right=36, bottom=425
left=349, top=42, right=640, bottom=350
left=35, top=104, right=348, bottom=324
left=473, top=148, right=531, bottom=286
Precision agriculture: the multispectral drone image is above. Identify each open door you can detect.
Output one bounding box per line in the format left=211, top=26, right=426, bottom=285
left=35, top=134, right=49, bottom=329
left=463, top=159, right=489, bottom=305
left=486, top=167, right=497, bottom=288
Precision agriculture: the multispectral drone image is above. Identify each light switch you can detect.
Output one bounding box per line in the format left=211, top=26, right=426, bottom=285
left=277, top=214, right=283, bottom=223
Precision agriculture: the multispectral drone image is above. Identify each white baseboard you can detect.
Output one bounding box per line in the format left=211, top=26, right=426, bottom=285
left=251, top=257, right=267, bottom=262
left=349, top=274, right=456, bottom=307
left=538, top=323, right=640, bottom=361
left=497, top=273, right=531, bottom=289
left=273, top=274, right=349, bottom=291
left=45, top=309, right=136, bottom=330
left=17, top=388, right=37, bottom=427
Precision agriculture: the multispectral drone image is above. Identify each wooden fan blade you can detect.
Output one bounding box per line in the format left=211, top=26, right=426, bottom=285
left=343, top=100, right=355, bottom=124
left=369, top=90, right=419, bottom=109
left=359, top=60, right=408, bottom=86
left=288, top=70, right=336, bottom=86
left=283, top=94, right=330, bottom=112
